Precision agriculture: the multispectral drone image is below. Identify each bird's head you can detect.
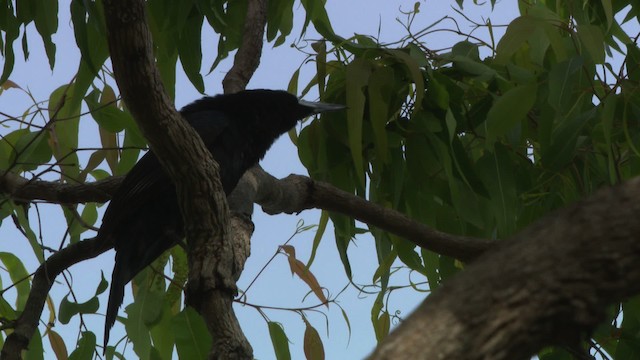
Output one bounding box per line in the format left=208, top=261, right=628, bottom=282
left=246, top=89, right=345, bottom=134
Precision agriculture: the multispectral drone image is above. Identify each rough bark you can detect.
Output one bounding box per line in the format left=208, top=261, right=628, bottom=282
left=368, top=177, right=640, bottom=359
left=249, top=168, right=491, bottom=262
left=102, top=0, right=249, bottom=358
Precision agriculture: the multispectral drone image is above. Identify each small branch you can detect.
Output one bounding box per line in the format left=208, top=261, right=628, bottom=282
left=222, top=0, right=268, bottom=94
left=1, top=237, right=112, bottom=359
left=0, top=171, right=120, bottom=204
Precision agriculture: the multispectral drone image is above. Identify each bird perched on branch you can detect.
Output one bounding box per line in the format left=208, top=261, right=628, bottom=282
left=99, top=89, right=344, bottom=349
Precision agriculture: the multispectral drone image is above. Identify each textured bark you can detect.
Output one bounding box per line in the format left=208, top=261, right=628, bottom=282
left=222, top=0, right=268, bottom=94
left=102, top=0, right=250, bottom=358
left=368, top=177, right=640, bottom=359
left=0, top=171, right=119, bottom=204
left=249, top=168, right=491, bottom=262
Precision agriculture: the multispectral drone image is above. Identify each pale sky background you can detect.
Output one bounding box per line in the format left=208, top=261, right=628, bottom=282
left=0, top=1, right=519, bottom=359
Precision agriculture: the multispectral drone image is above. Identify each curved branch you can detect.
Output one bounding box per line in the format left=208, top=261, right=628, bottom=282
left=1, top=237, right=112, bottom=359
left=249, top=167, right=492, bottom=262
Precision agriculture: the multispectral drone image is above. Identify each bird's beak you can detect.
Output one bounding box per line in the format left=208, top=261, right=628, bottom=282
left=298, top=99, right=346, bottom=114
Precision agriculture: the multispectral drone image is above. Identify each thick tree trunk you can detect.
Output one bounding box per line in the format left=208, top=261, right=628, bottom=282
left=102, top=0, right=251, bottom=358
left=369, top=177, right=640, bottom=359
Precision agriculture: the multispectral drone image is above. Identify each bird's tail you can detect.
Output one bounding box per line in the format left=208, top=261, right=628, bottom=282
left=103, top=253, right=129, bottom=353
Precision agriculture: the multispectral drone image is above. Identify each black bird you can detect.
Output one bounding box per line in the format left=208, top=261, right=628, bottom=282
left=99, top=89, right=343, bottom=349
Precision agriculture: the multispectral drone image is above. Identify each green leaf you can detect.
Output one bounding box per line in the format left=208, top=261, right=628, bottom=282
left=268, top=321, right=291, bottom=360
left=547, top=57, right=584, bottom=115
left=543, top=109, right=596, bottom=170
left=150, top=304, right=175, bottom=360
left=372, top=249, right=396, bottom=284
left=425, top=71, right=449, bottom=110
left=421, top=249, right=441, bottom=290
left=626, top=44, right=640, bottom=83
left=452, top=40, right=480, bottom=60
left=14, top=206, right=44, bottom=263
left=12, top=130, right=52, bottom=172
left=345, top=58, right=372, bottom=187
left=68, top=331, right=96, bottom=360
left=96, top=271, right=109, bottom=295
left=49, top=84, right=81, bottom=179
left=300, top=0, right=337, bottom=41
left=303, top=322, right=325, bottom=360
left=33, top=0, right=58, bottom=69
left=391, top=235, right=425, bottom=275
left=306, top=210, right=328, bottom=268
left=368, top=66, right=394, bottom=164
left=125, top=299, right=152, bottom=359
left=85, top=88, right=128, bottom=133
left=172, top=307, right=212, bottom=360
left=266, top=0, right=295, bottom=45
left=387, top=49, right=425, bottom=114
left=178, top=9, right=205, bottom=93
left=495, top=16, right=540, bottom=64
left=0, top=251, right=32, bottom=310
left=577, top=25, right=605, bottom=64
left=373, top=311, right=390, bottom=342
left=24, top=328, right=44, bottom=360
left=58, top=294, right=99, bottom=324
left=486, top=82, right=537, bottom=145
left=0, top=7, right=19, bottom=84
left=476, top=144, right=519, bottom=237
left=313, top=41, right=327, bottom=97
left=0, top=295, right=17, bottom=320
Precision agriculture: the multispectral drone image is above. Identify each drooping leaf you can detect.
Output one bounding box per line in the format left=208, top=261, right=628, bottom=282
left=268, top=321, right=291, bottom=360
left=345, top=58, right=372, bottom=187
left=281, top=245, right=328, bottom=305
left=303, top=321, right=325, bottom=360
left=47, top=330, right=69, bottom=360
left=0, top=252, right=32, bottom=309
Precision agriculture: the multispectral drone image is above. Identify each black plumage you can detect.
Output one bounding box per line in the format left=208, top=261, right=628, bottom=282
left=99, top=89, right=343, bottom=349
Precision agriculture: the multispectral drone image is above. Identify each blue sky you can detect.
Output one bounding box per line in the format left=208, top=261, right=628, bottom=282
left=0, top=1, right=518, bottom=358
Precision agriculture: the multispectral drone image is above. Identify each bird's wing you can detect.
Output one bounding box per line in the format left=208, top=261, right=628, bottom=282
left=99, top=110, right=230, bottom=239
left=183, top=109, right=230, bottom=145
left=98, top=152, right=170, bottom=238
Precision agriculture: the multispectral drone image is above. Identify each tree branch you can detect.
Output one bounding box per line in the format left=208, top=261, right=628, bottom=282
left=1, top=170, right=491, bottom=261
left=368, top=177, right=640, bottom=359
left=248, top=167, right=492, bottom=261
left=0, top=171, right=119, bottom=204
left=222, top=0, right=268, bottom=94
left=1, top=237, right=112, bottom=360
